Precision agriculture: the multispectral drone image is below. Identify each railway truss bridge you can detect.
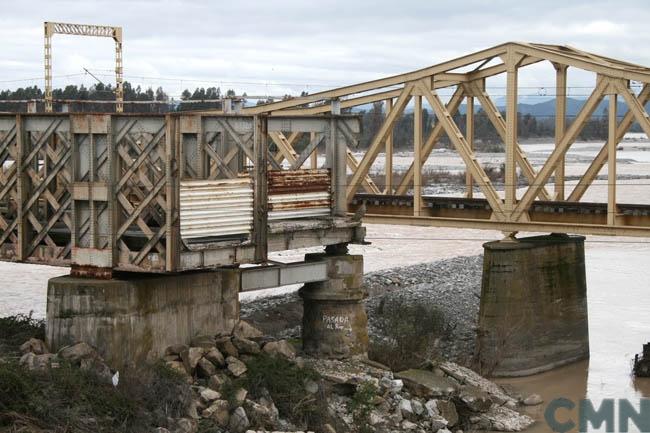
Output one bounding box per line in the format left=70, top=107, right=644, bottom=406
left=2, top=40, right=650, bottom=375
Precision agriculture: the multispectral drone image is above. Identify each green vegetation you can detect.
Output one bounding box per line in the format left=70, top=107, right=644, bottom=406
left=0, top=315, right=192, bottom=433
left=230, top=353, right=322, bottom=425
left=370, top=298, right=453, bottom=370
left=0, top=313, right=45, bottom=356
left=347, top=381, right=378, bottom=433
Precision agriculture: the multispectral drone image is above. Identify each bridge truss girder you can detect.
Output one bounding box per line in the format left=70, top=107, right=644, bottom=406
left=240, top=42, right=650, bottom=236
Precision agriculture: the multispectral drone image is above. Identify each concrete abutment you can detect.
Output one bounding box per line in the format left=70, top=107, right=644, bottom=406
left=46, top=269, right=240, bottom=368
left=477, top=234, right=590, bottom=377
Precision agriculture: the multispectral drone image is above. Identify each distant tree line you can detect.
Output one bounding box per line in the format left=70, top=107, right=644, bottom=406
left=0, top=82, right=243, bottom=113
left=353, top=101, right=623, bottom=151
left=0, top=84, right=629, bottom=144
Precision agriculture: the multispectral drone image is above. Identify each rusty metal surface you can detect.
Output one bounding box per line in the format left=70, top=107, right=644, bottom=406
left=268, top=169, right=331, bottom=220
left=268, top=169, right=330, bottom=194
left=70, top=265, right=113, bottom=279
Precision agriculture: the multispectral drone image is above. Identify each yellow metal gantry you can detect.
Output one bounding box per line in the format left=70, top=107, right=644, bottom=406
left=44, top=21, right=123, bottom=112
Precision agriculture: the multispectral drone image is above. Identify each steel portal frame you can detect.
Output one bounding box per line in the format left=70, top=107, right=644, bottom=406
left=44, top=22, right=123, bottom=113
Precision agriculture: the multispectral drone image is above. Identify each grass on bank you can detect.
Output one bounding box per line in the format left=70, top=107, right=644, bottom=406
left=0, top=314, right=193, bottom=433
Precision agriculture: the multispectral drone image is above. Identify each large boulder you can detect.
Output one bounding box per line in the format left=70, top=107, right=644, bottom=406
left=201, top=400, right=229, bottom=427
left=199, top=388, right=220, bottom=403
left=208, top=373, right=228, bottom=391
left=245, top=398, right=280, bottom=429
left=458, top=385, right=493, bottom=413
left=80, top=357, right=113, bottom=382
left=232, top=337, right=261, bottom=355
left=19, top=352, right=56, bottom=371
left=436, top=400, right=459, bottom=426
left=58, top=342, right=98, bottom=364
left=204, top=347, right=225, bottom=368
left=166, top=360, right=192, bottom=382
left=395, top=369, right=458, bottom=398
left=228, top=406, right=250, bottom=433
left=20, top=338, right=48, bottom=355
left=232, top=320, right=263, bottom=340
left=438, top=361, right=516, bottom=406
left=262, top=340, right=296, bottom=359
left=181, top=347, right=204, bottom=373
left=196, top=357, right=216, bottom=378
left=226, top=357, right=247, bottom=377
left=469, top=405, right=534, bottom=431
left=215, top=337, right=239, bottom=358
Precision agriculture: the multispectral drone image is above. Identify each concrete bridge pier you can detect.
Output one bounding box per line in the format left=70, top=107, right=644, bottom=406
left=299, top=244, right=369, bottom=358
left=46, top=269, right=240, bottom=369
left=477, top=234, right=590, bottom=376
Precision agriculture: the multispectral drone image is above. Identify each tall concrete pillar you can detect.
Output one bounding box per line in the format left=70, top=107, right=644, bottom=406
left=477, top=234, right=589, bottom=376
left=299, top=247, right=368, bottom=358
left=46, top=269, right=240, bottom=368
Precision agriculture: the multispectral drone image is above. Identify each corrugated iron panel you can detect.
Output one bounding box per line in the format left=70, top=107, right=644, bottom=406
left=268, top=169, right=331, bottom=220
left=180, top=177, right=253, bottom=239
left=268, top=169, right=330, bottom=194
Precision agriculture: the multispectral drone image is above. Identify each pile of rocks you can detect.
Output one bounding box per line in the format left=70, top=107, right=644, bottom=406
left=19, top=338, right=114, bottom=382
left=304, top=356, right=535, bottom=433
left=17, top=319, right=538, bottom=433
left=156, top=318, right=537, bottom=433
left=157, top=320, right=304, bottom=433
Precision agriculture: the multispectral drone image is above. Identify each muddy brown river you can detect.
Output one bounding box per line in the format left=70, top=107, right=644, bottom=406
left=499, top=244, right=650, bottom=432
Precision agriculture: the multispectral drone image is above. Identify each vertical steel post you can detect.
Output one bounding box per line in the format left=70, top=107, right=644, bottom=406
left=505, top=49, right=519, bottom=220
left=331, top=116, right=347, bottom=216
left=44, top=24, right=53, bottom=113
left=385, top=98, right=394, bottom=194
left=465, top=95, right=474, bottom=198
left=253, top=115, right=268, bottom=261
left=413, top=94, right=423, bottom=216
left=607, top=93, right=618, bottom=226
left=555, top=64, right=568, bottom=200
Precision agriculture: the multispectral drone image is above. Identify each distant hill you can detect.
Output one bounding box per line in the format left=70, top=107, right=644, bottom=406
left=461, top=97, right=650, bottom=118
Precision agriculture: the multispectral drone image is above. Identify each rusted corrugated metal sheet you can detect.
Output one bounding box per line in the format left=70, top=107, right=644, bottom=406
left=268, top=169, right=331, bottom=220
left=180, top=177, right=253, bottom=239
left=268, top=169, right=330, bottom=194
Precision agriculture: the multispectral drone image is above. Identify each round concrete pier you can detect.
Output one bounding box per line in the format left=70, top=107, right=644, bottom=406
left=299, top=251, right=368, bottom=358
left=477, top=234, right=589, bottom=376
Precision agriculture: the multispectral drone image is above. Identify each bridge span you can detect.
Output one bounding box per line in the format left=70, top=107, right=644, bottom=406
left=3, top=38, right=650, bottom=376
left=352, top=194, right=650, bottom=238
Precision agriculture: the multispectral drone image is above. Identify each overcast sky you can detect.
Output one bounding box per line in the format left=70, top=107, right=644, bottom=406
left=1, top=0, right=649, bottom=99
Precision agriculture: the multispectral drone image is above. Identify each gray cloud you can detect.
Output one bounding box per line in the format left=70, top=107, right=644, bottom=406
left=0, top=0, right=648, bottom=98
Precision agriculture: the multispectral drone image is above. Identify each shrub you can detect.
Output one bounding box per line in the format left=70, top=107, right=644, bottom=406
left=233, top=353, right=321, bottom=425
left=0, top=313, right=45, bottom=356
left=0, top=359, right=192, bottom=433
left=347, top=381, right=377, bottom=433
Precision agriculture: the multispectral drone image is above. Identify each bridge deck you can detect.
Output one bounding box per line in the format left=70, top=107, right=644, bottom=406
left=352, top=194, right=650, bottom=237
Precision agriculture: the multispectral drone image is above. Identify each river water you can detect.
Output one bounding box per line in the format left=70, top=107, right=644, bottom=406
left=498, top=242, right=650, bottom=433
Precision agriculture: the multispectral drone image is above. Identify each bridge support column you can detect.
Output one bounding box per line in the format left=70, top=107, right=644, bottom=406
left=46, top=269, right=240, bottom=368
left=477, top=234, right=589, bottom=376
left=299, top=246, right=368, bottom=358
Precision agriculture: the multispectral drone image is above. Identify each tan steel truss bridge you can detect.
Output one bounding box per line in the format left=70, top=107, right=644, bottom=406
left=241, top=42, right=650, bottom=237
